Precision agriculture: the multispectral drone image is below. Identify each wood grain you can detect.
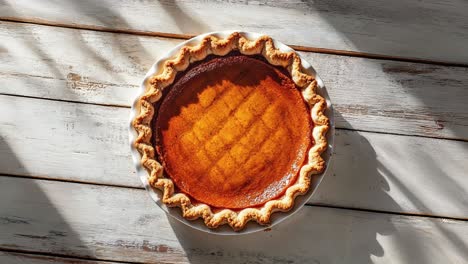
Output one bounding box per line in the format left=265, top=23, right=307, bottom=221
left=1, top=0, right=468, bottom=64
left=0, top=251, right=120, bottom=264
left=1, top=176, right=467, bottom=264
left=1, top=2, right=468, bottom=263
left=3, top=17, right=468, bottom=69
left=1, top=94, right=467, bottom=219
left=1, top=21, right=467, bottom=140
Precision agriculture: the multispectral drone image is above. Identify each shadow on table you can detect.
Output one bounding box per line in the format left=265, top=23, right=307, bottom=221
left=54, top=0, right=156, bottom=77
left=0, top=137, right=93, bottom=260
left=159, top=0, right=210, bottom=33
left=305, top=1, right=468, bottom=260
left=299, top=0, right=468, bottom=141
left=0, top=0, right=154, bottom=88
left=168, top=113, right=399, bottom=263
left=1, top=0, right=465, bottom=262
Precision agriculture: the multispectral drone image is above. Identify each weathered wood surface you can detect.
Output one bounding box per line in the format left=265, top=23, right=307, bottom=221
left=1, top=0, right=468, bottom=64
left=0, top=251, right=119, bottom=264
left=1, top=21, right=468, bottom=140
left=1, top=176, right=467, bottom=264
left=1, top=94, right=468, bottom=219
left=1, top=1, right=468, bottom=263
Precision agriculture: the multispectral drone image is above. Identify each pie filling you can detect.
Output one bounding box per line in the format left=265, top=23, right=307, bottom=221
left=153, top=54, right=312, bottom=209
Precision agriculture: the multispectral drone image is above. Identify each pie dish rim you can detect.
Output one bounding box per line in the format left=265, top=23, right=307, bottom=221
left=129, top=30, right=334, bottom=234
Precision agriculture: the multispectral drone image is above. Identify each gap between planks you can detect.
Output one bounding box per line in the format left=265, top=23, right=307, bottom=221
left=1, top=17, right=468, bottom=68
left=0, top=247, right=139, bottom=264
left=0, top=92, right=131, bottom=109
left=1, top=173, right=467, bottom=223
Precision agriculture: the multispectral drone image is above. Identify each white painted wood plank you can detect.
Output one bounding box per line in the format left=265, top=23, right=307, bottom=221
left=313, top=130, right=468, bottom=218
left=1, top=95, right=467, bottom=218
left=1, top=0, right=468, bottom=63
left=0, top=21, right=179, bottom=107
left=308, top=56, right=468, bottom=141
left=1, top=21, right=467, bottom=140
left=1, top=177, right=467, bottom=264
left=0, top=95, right=138, bottom=187
left=0, top=251, right=118, bottom=264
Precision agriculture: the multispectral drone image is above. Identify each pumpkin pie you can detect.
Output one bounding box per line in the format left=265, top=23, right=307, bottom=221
left=132, top=33, right=329, bottom=230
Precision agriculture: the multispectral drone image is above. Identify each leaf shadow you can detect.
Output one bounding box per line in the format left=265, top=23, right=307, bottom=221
left=0, top=137, right=93, bottom=259
left=159, top=0, right=210, bottom=33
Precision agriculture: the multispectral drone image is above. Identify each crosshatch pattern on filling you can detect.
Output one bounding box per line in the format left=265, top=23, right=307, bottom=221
left=132, top=32, right=329, bottom=230
left=179, top=85, right=277, bottom=178
left=155, top=61, right=310, bottom=209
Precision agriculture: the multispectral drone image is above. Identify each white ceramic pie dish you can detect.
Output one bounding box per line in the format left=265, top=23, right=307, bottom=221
left=129, top=30, right=335, bottom=235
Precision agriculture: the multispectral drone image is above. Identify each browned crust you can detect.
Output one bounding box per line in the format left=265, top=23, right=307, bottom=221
left=132, top=32, right=329, bottom=231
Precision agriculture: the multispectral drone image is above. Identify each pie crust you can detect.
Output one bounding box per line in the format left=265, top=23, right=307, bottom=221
left=132, top=32, right=329, bottom=230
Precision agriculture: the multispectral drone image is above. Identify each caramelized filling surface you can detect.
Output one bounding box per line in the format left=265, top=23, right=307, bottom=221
left=154, top=55, right=312, bottom=209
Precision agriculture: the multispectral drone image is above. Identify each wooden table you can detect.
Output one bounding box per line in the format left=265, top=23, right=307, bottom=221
left=1, top=1, right=468, bottom=263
